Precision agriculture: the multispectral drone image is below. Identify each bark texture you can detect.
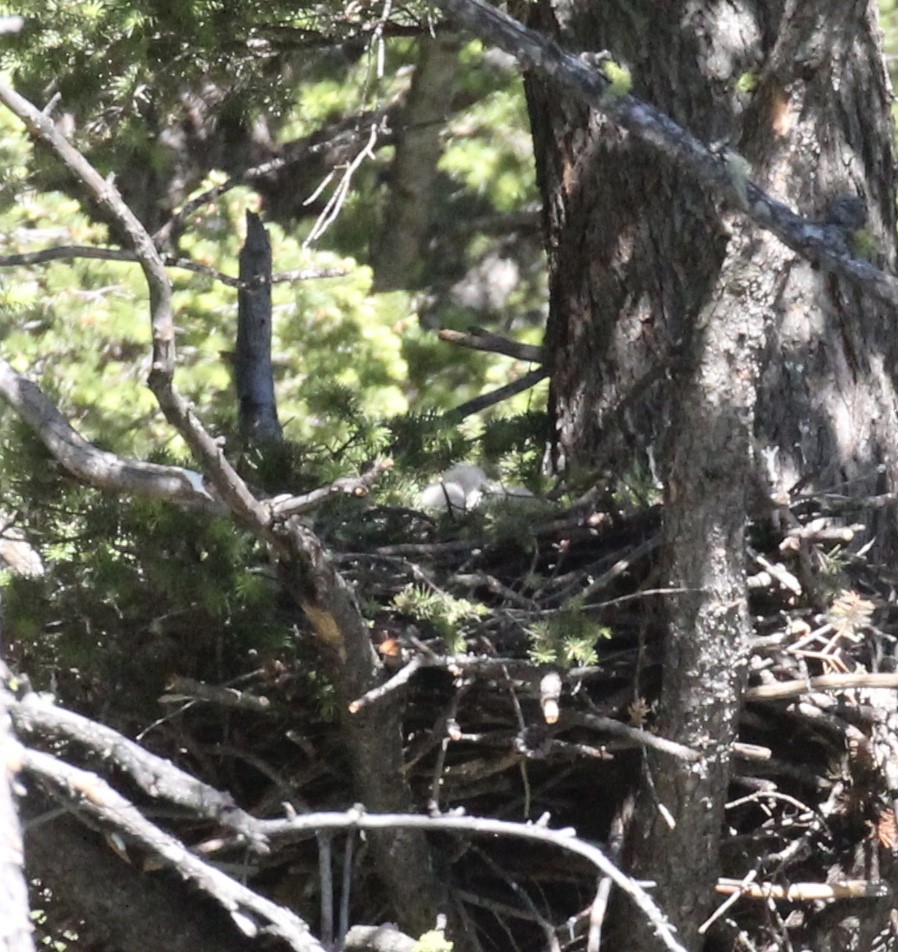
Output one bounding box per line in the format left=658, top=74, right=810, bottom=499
left=524, top=0, right=898, bottom=946
left=526, top=0, right=898, bottom=535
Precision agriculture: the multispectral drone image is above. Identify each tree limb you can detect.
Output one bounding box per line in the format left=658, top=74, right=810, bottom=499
left=10, top=691, right=266, bottom=848
left=0, top=244, right=346, bottom=289
left=19, top=747, right=325, bottom=952
left=0, top=358, right=225, bottom=514
left=438, top=327, right=543, bottom=363
left=0, top=84, right=454, bottom=941
left=0, top=81, right=271, bottom=532
left=22, top=796, right=249, bottom=952
left=0, top=671, right=34, bottom=952
left=432, top=0, right=898, bottom=309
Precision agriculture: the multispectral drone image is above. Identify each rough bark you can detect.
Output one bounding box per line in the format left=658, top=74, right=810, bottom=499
left=372, top=33, right=461, bottom=291
left=521, top=0, right=898, bottom=946
left=236, top=210, right=282, bottom=446
left=524, top=0, right=898, bottom=543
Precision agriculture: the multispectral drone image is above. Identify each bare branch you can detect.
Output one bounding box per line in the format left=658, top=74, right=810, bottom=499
left=22, top=797, right=249, bottom=952
left=154, top=107, right=395, bottom=245
left=258, top=810, right=688, bottom=952
left=11, top=692, right=267, bottom=848
left=269, top=460, right=393, bottom=520
left=19, top=747, right=325, bottom=952
left=0, top=671, right=34, bottom=952
left=564, top=711, right=703, bottom=762
left=0, top=358, right=224, bottom=514
left=438, top=327, right=543, bottom=363
left=746, top=672, right=898, bottom=701
left=0, top=82, right=271, bottom=532
left=160, top=675, right=272, bottom=713
left=715, top=878, right=890, bottom=901
left=433, top=0, right=898, bottom=309
left=447, top=368, right=548, bottom=420
left=0, top=244, right=347, bottom=289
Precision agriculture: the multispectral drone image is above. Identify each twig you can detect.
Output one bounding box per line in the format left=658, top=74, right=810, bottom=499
left=0, top=244, right=346, bottom=288
left=700, top=869, right=758, bottom=935
left=588, top=793, right=633, bottom=952
left=348, top=657, right=425, bottom=714
left=438, top=327, right=543, bottom=363
left=269, top=460, right=393, bottom=520
left=446, top=368, right=548, bottom=420
left=305, top=122, right=380, bottom=246
left=153, top=107, right=395, bottom=245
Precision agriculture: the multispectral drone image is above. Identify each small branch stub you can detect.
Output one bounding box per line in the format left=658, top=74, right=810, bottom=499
left=540, top=671, right=563, bottom=724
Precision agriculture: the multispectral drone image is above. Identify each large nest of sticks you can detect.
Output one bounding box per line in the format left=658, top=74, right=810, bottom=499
left=17, top=468, right=898, bottom=952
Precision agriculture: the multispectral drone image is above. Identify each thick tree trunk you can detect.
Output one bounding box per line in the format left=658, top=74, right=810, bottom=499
left=524, top=0, right=898, bottom=946
left=525, top=0, right=898, bottom=534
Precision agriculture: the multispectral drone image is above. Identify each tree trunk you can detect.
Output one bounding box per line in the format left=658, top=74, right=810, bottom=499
left=372, top=33, right=460, bottom=291
left=524, top=0, right=898, bottom=946
left=525, top=0, right=898, bottom=528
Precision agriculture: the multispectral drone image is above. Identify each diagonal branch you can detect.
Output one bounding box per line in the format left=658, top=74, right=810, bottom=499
left=0, top=357, right=223, bottom=513
left=19, top=747, right=325, bottom=952
left=432, top=0, right=898, bottom=309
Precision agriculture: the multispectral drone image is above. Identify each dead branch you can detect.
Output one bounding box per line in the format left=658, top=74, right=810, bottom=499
left=22, top=794, right=250, bottom=952
left=437, top=327, right=543, bottom=363
left=446, top=368, right=548, bottom=420
left=159, top=676, right=271, bottom=713
left=19, top=747, right=324, bottom=951
left=10, top=692, right=266, bottom=847
left=715, top=879, right=890, bottom=901
left=0, top=358, right=225, bottom=515
left=0, top=671, right=34, bottom=952
left=258, top=809, right=688, bottom=952
left=746, top=672, right=898, bottom=701
left=154, top=106, right=396, bottom=246
left=0, top=244, right=345, bottom=288
left=563, top=711, right=702, bottom=762
left=0, top=82, right=271, bottom=531
left=0, top=84, right=454, bottom=939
